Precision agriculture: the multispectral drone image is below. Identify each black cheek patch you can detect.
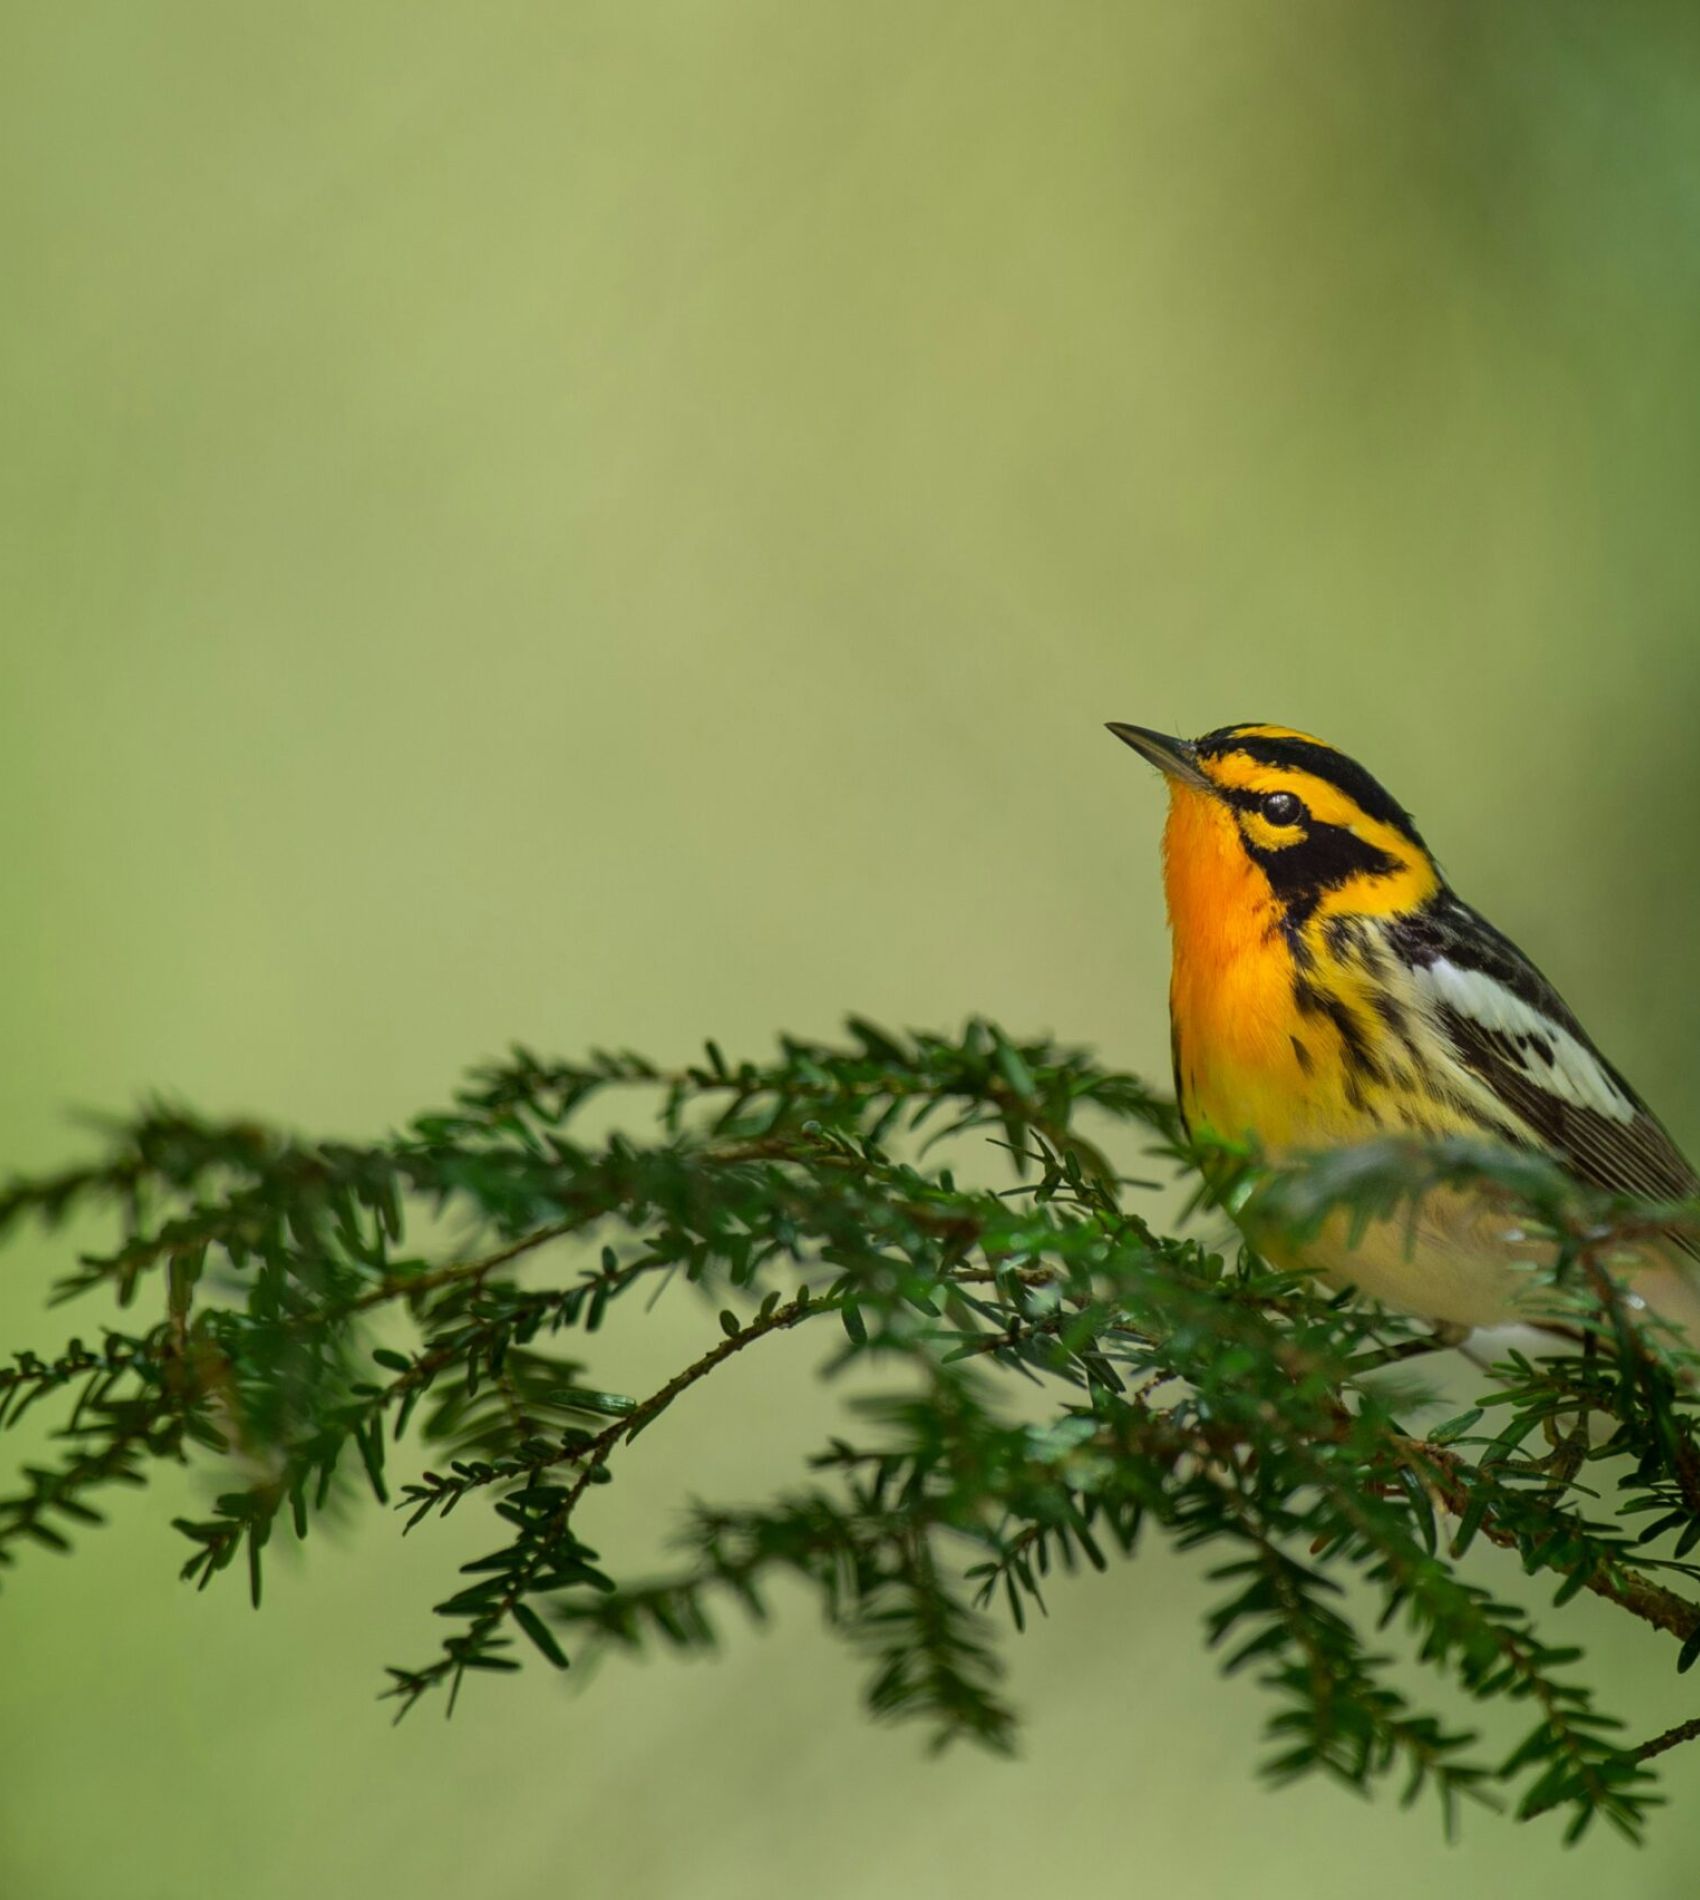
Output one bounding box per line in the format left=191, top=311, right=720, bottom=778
left=1246, top=823, right=1402, bottom=927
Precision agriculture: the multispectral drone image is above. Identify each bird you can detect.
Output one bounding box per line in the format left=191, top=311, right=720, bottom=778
left=1108, top=719, right=1700, bottom=1342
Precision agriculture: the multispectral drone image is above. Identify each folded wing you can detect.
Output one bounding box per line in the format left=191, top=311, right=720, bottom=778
left=1393, top=895, right=1700, bottom=1254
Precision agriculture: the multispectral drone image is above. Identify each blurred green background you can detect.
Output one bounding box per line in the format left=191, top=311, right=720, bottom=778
left=7, top=3, right=1700, bottom=1893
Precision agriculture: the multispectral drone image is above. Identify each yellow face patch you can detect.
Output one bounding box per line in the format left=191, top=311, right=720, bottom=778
left=1189, top=747, right=1441, bottom=919
left=1197, top=751, right=1389, bottom=832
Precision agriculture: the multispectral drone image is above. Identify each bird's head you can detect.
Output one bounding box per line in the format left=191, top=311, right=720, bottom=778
left=1108, top=721, right=1442, bottom=931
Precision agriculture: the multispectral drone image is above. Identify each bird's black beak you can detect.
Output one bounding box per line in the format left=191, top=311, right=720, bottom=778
left=1105, top=723, right=1214, bottom=793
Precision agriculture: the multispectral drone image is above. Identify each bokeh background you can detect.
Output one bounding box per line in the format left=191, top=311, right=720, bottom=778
left=7, top=3, right=1700, bottom=1894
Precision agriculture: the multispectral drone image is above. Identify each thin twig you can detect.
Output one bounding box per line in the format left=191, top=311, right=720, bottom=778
left=1634, top=1715, right=1700, bottom=1763
left=1401, top=1438, right=1700, bottom=1643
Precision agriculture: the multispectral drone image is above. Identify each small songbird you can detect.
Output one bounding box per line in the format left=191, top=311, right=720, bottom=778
left=1109, top=720, right=1700, bottom=1339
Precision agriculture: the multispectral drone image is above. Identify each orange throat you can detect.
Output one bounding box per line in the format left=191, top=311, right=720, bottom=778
left=1161, top=785, right=1310, bottom=1149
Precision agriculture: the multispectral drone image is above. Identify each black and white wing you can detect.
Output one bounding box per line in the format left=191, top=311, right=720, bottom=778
left=1392, top=895, right=1700, bottom=1248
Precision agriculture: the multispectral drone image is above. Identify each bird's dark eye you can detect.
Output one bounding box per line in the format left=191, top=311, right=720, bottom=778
left=1261, top=791, right=1304, bottom=827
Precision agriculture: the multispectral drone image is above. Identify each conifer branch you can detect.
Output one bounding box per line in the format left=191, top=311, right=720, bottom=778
left=2, top=1020, right=1699, bottom=1841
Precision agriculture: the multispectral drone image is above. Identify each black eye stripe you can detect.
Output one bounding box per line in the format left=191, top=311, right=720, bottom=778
left=1196, top=731, right=1425, bottom=847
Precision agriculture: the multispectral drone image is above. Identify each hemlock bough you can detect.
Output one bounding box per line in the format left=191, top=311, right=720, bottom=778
left=3, top=1019, right=1699, bottom=1844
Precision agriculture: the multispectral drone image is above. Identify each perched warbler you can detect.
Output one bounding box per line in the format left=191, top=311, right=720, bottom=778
left=1110, top=720, right=1700, bottom=1339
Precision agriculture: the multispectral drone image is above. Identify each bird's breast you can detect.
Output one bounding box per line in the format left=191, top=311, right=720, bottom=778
left=1162, top=787, right=1327, bottom=1148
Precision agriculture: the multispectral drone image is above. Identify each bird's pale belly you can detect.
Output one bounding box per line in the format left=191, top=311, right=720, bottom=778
left=1187, top=1070, right=1685, bottom=1332
left=1250, top=1187, right=1552, bottom=1331
left=1185, top=1079, right=1506, bottom=1325
left=1246, top=1180, right=1700, bottom=1338
left=1170, top=943, right=1700, bottom=1339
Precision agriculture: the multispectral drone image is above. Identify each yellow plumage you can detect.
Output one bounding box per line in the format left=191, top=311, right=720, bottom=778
left=1112, top=720, right=1700, bottom=1338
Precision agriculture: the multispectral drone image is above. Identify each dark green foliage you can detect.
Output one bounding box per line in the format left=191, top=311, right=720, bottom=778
left=2, top=1021, right=1699, bottom=1842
